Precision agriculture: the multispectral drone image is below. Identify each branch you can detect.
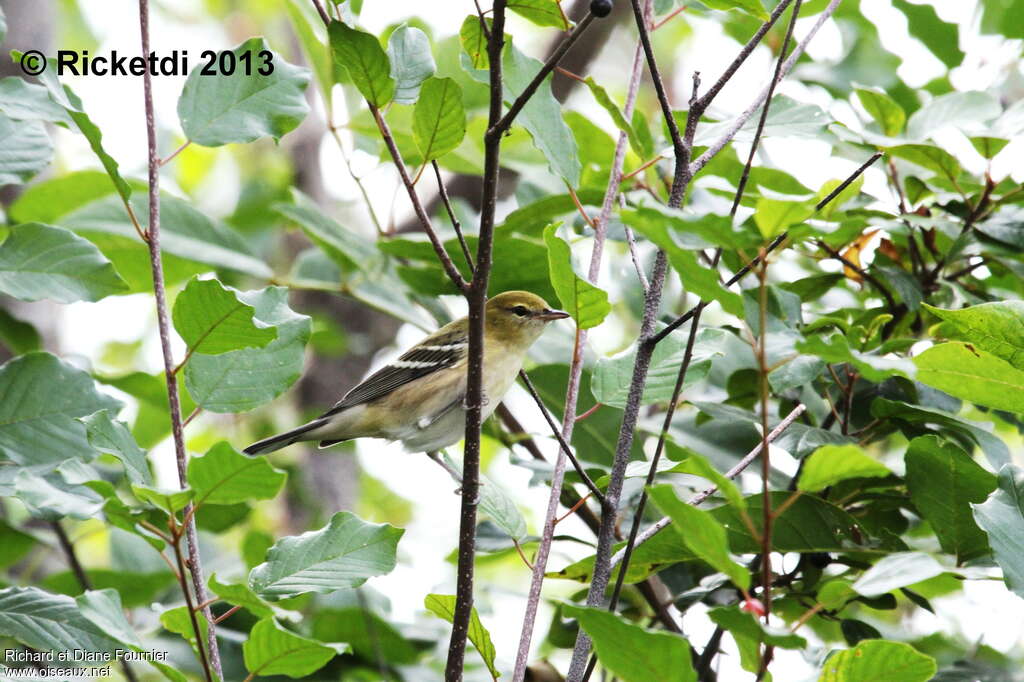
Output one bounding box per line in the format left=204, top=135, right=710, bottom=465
left=138, top=1, right=220, bottom=678
left=446, top=1, right=509, bottom=676
left=433, top=161, right=475, bottom=273
left=815, top=239, right=898, bottom=313
left=608, top=403, right=807, bottom=568
left=652, top=151, right=884, bottom=345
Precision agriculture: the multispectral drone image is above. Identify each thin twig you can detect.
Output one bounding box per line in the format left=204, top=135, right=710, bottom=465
left=608, top=403, right=807, bottom=567
left=370, top=106, right=469, bottom=293
left=755, top=253, right=776, bottom=678
left=329, top=124, right=384, bottom=235
left=433, top=160, right=475, bottom=273
left=159, top=140, right=190, bottom=167
left=815, top=239, right=898, bottom=312
left=310, top=0, right=329, bottom=26
left=518, top=371, right=606, bottom=504
left=138, top=1, right=220, bottom=677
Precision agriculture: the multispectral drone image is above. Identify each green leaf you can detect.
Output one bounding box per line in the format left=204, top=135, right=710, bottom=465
left=798, top=444, right=890, bottom=492
left=75, top=588, right=144, bottom=650
left=907, top=91, right=1001, bottom=142
left=0, top=307, right=41, bottom=355
left=441, top=452, right=526, bottom=541
left=15, top=52, right=132, bottom=203
left=509, top=0, right=569, bottom=28
left=591, top=328, right=724, bottom=408
left=208, top=573, right=274, bottom=619
left=819, top=639, right=937, bottom=682
left=413, top=77, right=466, bottom=161
left=0, top=352, right=122, bottom=468
left=887, top=144, right=962, bottom=184
left=544, top=224, right=610, bottom=329
left=582, top=77, right=645, bottom=159
left=707, top=605, right=807, bottom=648
left=424, top=594, right=500, bottom=679
left=754, top=197, right=815, bottom=239
left=850, top=552, right=946, bottom=598
left=797, top=333, right=914, bottom=383
left=871, top=398, right=1009, bottom=468
left=490, top=42, right=581, bottom=186
left=855, top=87, right=906, bottom=137
left=622, top=212, right=744, bottom=316
left=458, top=15, right=490, bottom=70
left=329, top=21, right=395, bottom=106
left=973, top=464, right=1024, bottom=597
left=131, top=484, right=193, bottom=513
left=249, top=511, right=403, bottom=599
left=184, top=286, right=311, bottom=414
left=79, top=410, right=152, bottom=485
left=172, top=277, right=278, bottom=355
left=0, top=586, right=125, bottom=654
left=12, top=468, right=105, bottom=521
left=387, top=24, right=435, bottom=104
left=0, top=520, right=36, bottom=569
left=905, top=436, right=996, bottom=562
left=970, top=136, right=1010, bottom=159
left=648, top=484, right=751, bottom=590
left=187, top=441, right=287, bottom=507
left=177, top=37, right=310, bottom=146
left=924, top=301, right=1024, bottom=371
left=244, top=619, right=339, bottom=678
left=275, top=189, right=378, bottom=271
left=815, top=175, right=865, bottom=221
left=562, top=604, right=696, bottom=682
left=981, top=0, right=1024, bottom=38
left=161, top=604, right=207, bottom=651
left=62, top=191, right=273, bottom=288
left=663, top=441, right=745, bottom=513
left=0, top=113, right=51, bottom=186
left=283, top=0, right=333, bottom=103
left=8, top=170, right=116, bottom=226
left=891, top=0, right=964, bottom=69
left=702, top=0, right=769, bottom=20
left=914, top=342, right=1024, bottom=413
left=312, top=599, right=418, bottom=665
left=0, top=222, right=127, bottom=303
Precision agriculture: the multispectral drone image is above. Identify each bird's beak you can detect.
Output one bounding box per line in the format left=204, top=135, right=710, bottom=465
left=535, top=308, right=570, bottom=321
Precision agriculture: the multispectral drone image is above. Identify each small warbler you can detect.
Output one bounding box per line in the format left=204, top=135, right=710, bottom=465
left=244, top=291, right=568, bottom=455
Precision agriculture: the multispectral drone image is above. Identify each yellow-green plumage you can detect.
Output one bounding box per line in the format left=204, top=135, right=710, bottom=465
left=244, top=291, right=568, bottom=455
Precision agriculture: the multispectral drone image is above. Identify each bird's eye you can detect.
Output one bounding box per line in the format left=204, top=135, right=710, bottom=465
left=511, top=305, right=529, bottom=317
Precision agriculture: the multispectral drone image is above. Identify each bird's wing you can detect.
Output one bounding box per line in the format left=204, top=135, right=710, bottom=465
left=320, top=327, right=468, bottom=415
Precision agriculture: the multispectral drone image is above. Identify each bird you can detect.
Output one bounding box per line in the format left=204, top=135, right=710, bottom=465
left=243, top=291, right=569, bottom=455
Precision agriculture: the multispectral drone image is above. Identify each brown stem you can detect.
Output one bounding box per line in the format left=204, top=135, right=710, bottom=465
left=170, top=531, right=213, bottom=682
left=137, top=1, right=220, bottom=677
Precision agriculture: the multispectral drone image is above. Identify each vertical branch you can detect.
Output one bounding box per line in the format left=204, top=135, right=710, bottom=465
left=511, top=4, right=652, bottom=678
left=755, top=252, right=775, bottom=680
left=137, top=1, right=221, bottom=678
left=445, top=1, right=508, bottom=677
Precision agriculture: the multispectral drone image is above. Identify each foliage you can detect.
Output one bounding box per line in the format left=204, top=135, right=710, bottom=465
left=1, top=0, right=1023, bottom=680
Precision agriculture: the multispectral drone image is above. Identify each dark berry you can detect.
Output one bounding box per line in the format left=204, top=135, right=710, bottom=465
left=590, top=0, right=613, bottom=18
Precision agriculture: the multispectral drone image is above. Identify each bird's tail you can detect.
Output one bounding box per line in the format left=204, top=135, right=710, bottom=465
left=243, top=418, right=331, bottom=455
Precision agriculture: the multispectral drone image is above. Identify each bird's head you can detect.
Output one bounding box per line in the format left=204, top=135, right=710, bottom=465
left=485, top=291, right=569, bottom=346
